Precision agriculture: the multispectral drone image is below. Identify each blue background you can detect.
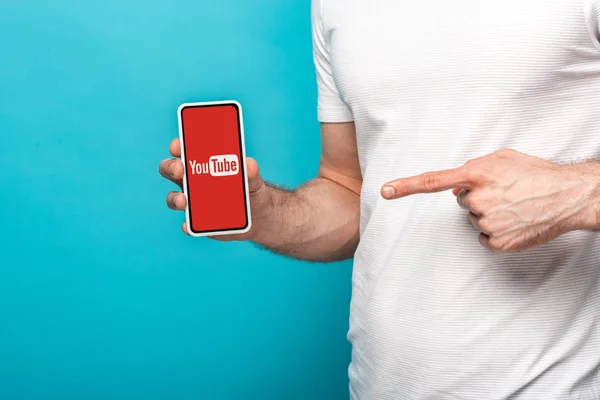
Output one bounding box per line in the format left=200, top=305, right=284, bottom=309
left=0, top=1, right=352, bottom=399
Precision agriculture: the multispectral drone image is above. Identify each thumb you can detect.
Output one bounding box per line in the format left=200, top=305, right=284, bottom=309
left=246, top=157, right=264, bottom=194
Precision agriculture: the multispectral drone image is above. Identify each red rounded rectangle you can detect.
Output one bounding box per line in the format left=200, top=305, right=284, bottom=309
left=178, top=101, right=251, bottom=236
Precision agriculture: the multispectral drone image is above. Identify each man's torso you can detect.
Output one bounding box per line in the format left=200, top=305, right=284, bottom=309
left=322, top=0, right=600, bottom=398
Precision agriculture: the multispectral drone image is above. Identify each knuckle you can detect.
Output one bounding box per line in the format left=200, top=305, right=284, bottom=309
left=491, top=236, right=513, bottom=252
left=421, top=173, right=438, bottom=192
left=463, top=160, right=480, bottom=171
left=466, top=195, right=480, bottom=211
left=478, top=217, right=493, bottom=233
left=467, top=193, right=487, bottom=213
left=463, top=167, right=481, bottom=183
left=495, top=148, right=515, bottom=158
left=487, top=237, right=503, bottom=252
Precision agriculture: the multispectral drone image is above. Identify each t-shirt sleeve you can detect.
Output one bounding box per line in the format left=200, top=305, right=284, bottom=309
left=311, top=0, right=354, bottom=123
left=585, top=0, right=600, bottom=51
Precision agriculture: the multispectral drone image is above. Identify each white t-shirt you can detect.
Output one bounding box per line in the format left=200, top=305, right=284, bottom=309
left=312, top=0, right=600, bottom=398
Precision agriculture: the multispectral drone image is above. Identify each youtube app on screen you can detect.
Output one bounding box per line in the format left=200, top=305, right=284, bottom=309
left=177, top=101, right=251, bottom=237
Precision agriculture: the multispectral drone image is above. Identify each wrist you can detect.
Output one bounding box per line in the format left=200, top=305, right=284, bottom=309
left=583, top=183, right=600, bottom=231
left=245, top=181, right=276, bottom=243
left=565, top=164, right=600, bottom=231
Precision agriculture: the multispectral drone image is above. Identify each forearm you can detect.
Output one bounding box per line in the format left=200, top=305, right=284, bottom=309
left=251, top=177, right=360, bottom=262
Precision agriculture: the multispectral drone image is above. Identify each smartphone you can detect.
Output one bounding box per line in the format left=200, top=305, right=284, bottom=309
left=177, top=100, right=251, bottom=237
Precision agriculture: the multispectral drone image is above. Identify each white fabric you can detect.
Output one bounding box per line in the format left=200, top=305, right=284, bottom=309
left=312, top=0, right=600, bottom=398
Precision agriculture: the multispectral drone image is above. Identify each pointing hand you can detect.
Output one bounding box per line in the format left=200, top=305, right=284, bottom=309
left=381, top=149, right=598, bottom=252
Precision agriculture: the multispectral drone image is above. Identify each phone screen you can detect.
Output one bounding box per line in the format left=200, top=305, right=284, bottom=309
left=179, top=102, right=249, bottom=235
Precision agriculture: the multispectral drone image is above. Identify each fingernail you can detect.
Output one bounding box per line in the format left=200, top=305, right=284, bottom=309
left=382, top=186, right=395, bottom=199
left=169, top=163, right=174, bottom=175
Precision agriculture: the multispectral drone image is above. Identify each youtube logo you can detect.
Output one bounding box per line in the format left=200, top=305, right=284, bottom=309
left=189, top=154, right=239, bottom=177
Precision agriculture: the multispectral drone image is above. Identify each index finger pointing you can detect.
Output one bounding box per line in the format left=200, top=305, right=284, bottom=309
left=382, top=167, right=473, bottom=199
